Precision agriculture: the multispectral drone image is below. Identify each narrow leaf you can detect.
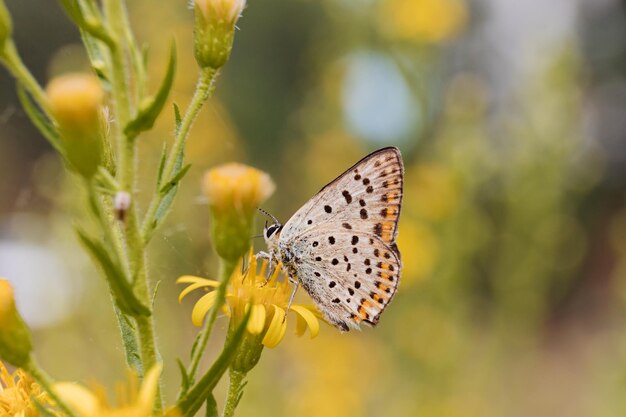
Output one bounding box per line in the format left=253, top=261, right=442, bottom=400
left=124, top=41, right=177, bottom=139
left=76, top=229, right=151, bottom=316
left=177, top=309, right=251, bottom=417
left=205, top=394, right=218, bottom=417
left=17, top=85, right=64, bottom=156
left=114, top=305, right=143, bottom=374
left=177, top=358, right=191, bottom=393
left=173, top=103, right=182, bottom=136
left=160, top=164, right=191, bottom=195
left=156, top=142, right=168, bottom=188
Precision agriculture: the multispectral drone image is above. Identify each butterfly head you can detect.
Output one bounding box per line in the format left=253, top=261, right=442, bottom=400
left=263, top=222, right=283, bottom=249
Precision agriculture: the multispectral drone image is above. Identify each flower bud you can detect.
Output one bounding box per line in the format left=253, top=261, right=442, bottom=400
left=0, top=0, right=12, bottom=54
left=203, top=163, right=274, bottom=262
left=46, top=73, right=104, bottom=178
left=0, top=280, right=32, bottom=368
left=193, top=0, right=246, bottom=69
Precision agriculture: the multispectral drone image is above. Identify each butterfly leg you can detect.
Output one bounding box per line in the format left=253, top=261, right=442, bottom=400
left=283, top=277, right=299, bottom=322
left=255, top=251, right=275, bottom=286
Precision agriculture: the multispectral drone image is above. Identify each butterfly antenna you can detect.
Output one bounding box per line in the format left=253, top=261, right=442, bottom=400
left=250, top=234, right=264, bottom=240
left=257, top=207, right=280, bottom=224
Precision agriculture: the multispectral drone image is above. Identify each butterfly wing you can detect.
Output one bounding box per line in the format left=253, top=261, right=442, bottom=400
left=289, top=229, right=401, bottom=331
left=279, top=147, right=404, bottom=330
left=281, top=147, right=403, bottom=245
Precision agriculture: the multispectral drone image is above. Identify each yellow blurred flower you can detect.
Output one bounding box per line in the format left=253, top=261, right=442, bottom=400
left=178, top=252, right=320, bottom=348
left=54, top=364, right=171, bottom=417
left=203, top=163, right=274, bottom=214
left=203, top=163, right=275, bottom=262
left=397, top=219, right=438, bottom=286
left=0, top=361, right=56, bottom=417
left=47, top=74, right=103, bottom=128
left=46, top=73, right=104, bottom=178
left=379, top=0, right=467, bottom=43
left=408, top=163, right=459, bottom=222
left=0, top=279, right=32, bottom=368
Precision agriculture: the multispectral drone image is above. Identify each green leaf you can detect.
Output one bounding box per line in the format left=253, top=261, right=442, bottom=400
left=124, top=41, right=177, bottom=140
left=173, top=102, right=182, bottom=136
left=95, top=167, right=119, bottom=194
left=189, top=327, right=204, bottom=361
left=58, top=0, right=83, bottom=24
left=177, top=309, right=251, bottom=417
left=177, top=357, right=191, bottom=393
left=114, top=305, right=143, bottom=374
left=58, top=0, right=114, bottom=46
left=76, top=228, right=151, bottom=316
left=205, top=394, right=218, bottom=417
left=16, top=85, right=65, bottom=156
left=156, top=143, right=168, bottom=188
left=159, top=164, right=191, bottom=195
left=151, top=280, right=161, bottom=308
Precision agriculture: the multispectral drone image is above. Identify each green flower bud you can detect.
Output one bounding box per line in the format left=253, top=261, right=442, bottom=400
left=203, top=163, right=274, bottom=263
left=0, top=0, right=12, bottom=54
left=46, top=73, right=104, bottom=178
left=193, top=0, right=246, bottom=69
left=0, top=279, right=33, bottom=368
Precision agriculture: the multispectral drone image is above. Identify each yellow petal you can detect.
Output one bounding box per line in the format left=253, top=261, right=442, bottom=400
left=247, top=303, right=266, bottom=335
left=262, top=305, right=286, bottom=348
left=178, top=281, right=219, bottom=303
left=291, top=304, right=320, bottom=338
left=176, top=275, right=220, bottom=286
left=191, top=291, right=219, bottom=326
left=137, top=364, right=162, bottom=413
left=54, top=382, right=100, bottom=416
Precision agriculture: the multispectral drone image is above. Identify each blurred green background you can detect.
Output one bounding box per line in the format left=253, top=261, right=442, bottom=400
left=2, top=0, right=626, bottom=416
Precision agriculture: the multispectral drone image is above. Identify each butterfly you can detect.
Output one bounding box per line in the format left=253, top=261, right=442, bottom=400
left=260, top=147, right=403, bottom=331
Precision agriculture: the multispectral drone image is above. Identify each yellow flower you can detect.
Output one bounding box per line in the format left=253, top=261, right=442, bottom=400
left=54, top=365, right=172, bottom=417
left=0, top=279, right=32, bottom=368
left=178, top=253, right=320, bottom=349
left=0, top=361, right=56, bottom=417
left=46, top=73, right=104, bottom=178
left=379, top=0, right=467, bottom=43
left=203, top=163, right=275, bottom=262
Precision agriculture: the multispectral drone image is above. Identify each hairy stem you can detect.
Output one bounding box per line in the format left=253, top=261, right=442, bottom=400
left=141, top=67, right=218, bottom=241
left=104, top=0, right=162, bottom=411
left=222, top=369, right=246, bottom=417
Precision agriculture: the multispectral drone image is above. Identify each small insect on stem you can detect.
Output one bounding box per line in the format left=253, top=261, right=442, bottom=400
left=114, top=191, right=132, bottom=222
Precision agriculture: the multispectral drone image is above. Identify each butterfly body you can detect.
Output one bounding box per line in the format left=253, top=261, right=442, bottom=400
left=264, top=147, right=404, bottom=331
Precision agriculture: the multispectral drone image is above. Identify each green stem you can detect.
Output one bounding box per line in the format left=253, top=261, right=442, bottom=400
left=104, top=0, right=162, bottom=411
left=223, top=369, right=246, bottom=417
left=86, top=180, right=143, bottom=373
left=187, top=258, right=236, bottom=385
left=0, top=41, right=52, bottom=117
left=25, top=357, right=79, bottom=417
left=141, top=67, right=218, bottom=241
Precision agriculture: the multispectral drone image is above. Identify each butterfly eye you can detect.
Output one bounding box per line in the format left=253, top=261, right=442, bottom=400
left=265, top=224, right=281, bottom=238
